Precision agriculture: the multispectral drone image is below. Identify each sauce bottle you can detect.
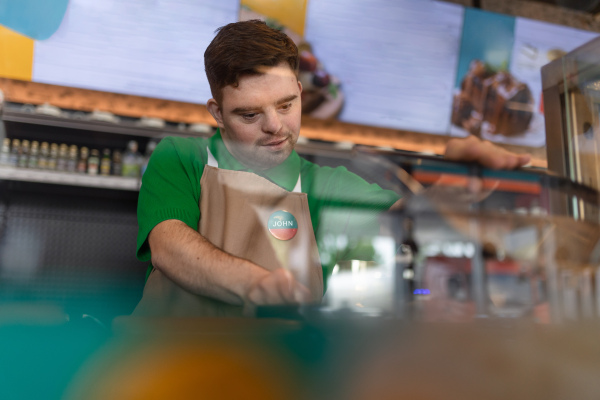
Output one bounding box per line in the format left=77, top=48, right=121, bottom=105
left=87, top=149, right=100, bottom=175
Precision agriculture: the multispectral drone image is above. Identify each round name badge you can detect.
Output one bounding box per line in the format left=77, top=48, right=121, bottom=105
left=268, top=210, right=298, bottom=241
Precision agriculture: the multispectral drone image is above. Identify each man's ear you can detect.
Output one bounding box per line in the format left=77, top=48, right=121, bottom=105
left=206, top=99, right=224, bottom=128
left=297, top=80, right=303, bottom=94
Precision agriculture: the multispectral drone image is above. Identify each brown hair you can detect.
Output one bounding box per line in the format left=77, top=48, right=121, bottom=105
left=204, top=20, right=299, bottom=105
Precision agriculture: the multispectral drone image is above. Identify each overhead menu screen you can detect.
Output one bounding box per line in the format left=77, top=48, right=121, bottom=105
left=304, top=0, right=464, bottom=135
left=32, top=0, right=240, bottom=104
left=304, top=0, right=599, bottom=147
left=449, top=9, right=599, bottom=147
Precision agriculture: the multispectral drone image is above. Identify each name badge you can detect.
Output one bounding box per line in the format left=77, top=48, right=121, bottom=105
left=268, top=210, right=298, bottom=241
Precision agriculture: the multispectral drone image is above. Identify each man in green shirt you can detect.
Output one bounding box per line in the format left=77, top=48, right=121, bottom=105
left=134, top=20, right=530, bottom=316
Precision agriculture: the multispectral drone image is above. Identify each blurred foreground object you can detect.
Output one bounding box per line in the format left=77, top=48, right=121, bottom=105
left=63, top=318, right=305, bottom=400
left=344, top=323, right=600, bottom=400
left=59, top=319, right=600, bottom=400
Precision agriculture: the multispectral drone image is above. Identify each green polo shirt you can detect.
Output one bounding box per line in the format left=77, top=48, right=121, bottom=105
left=137, top=130, right=400, bottom=289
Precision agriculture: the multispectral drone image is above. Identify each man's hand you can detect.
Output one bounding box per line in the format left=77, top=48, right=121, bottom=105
left=444, top=135, right=531, bottom=170
left=246, top=268, right=311, bottom=305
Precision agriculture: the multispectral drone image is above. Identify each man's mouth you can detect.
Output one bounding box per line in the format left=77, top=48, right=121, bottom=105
left=261, top=137, right=288, bottom=148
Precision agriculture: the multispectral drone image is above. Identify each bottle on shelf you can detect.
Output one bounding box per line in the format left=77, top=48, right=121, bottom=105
left=17, top=140, right=29, bottom=168
left=100, top=148, right=111, bottom=176
left=67, top=145, right=78, bottom=173
left=111, top=150, right=122, bottom=176
left=28, top=141, right=39, bottom=169
left=56, top=143, right=68, bottom=172
left=0, top=138, right=10, bottom=166
left=77, top=146, right=89, bottom=174
left=87, top=149, right=100, bottom=175
left=141, top=140, right=157, bottom=176
left=48, top=143, right=59, bottom=170
left=122, top=140, right=142, bottom=178
left=38, top=142, right=49, bottom=169
left=9, top=139, right=20, bottom=167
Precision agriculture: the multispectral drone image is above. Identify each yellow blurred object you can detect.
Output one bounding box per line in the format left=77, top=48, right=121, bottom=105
left=241, top=0, right=307, bottom=36
left=64, top=335, right=300, bottom=400
left=0, top=25, right=33, bottom=81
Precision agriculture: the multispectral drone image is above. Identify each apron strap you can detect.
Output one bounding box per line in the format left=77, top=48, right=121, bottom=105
left=206, top=147, right=302, bottom=193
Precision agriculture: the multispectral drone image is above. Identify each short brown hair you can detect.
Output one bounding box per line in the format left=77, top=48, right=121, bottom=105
left=204, top=20, right=299, bottom=105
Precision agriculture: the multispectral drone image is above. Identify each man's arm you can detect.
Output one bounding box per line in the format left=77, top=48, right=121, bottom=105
left=148, top=219, right=310, bottom=306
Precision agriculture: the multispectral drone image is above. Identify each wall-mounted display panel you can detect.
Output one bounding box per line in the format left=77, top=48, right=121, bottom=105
left=1, top=0, right=599, bottom=149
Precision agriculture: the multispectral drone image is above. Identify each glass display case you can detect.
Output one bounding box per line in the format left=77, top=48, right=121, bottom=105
left=304, top=146, right=600, bottom=325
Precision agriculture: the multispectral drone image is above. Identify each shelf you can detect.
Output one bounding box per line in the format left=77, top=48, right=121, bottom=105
left=0, top=166, right=140, bottom=191
left=1, top=106, right=213, bottom=139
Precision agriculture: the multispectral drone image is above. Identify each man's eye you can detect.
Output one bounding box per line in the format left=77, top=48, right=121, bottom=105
left=280, top=103, right=292, bottom=111
left=242, top=113, right=257, bottom=120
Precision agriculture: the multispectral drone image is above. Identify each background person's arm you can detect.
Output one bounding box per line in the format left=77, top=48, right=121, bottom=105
left=148, top=219, right=310, bottom=306
left=385, top=135, right=530, bottom=212
left=444, top=135, right=531, bottom=170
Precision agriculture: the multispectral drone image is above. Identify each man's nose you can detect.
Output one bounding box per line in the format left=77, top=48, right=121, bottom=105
left=262, top=109, right=283, bottom=134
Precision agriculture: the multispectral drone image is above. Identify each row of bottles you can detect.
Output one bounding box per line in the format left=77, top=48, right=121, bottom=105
left=0, top=138, right=156, bottom=178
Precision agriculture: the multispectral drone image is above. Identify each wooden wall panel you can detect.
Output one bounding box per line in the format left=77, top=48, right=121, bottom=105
left=0, top=78, right=214, bottom=123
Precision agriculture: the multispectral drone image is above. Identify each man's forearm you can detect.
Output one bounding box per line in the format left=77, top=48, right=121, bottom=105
left=148, top=219, right=269, bottom=305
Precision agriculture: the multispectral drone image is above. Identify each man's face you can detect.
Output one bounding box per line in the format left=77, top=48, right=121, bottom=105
left=207, top=62, right=303, bottom=171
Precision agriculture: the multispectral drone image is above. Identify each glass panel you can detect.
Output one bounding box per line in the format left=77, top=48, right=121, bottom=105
left=296, top=146, right=600, bottom=324
left=560, top=38, right=600, bottom=191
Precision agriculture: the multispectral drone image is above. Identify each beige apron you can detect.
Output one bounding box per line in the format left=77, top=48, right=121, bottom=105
left=133, top=148, right=323, bottom=317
